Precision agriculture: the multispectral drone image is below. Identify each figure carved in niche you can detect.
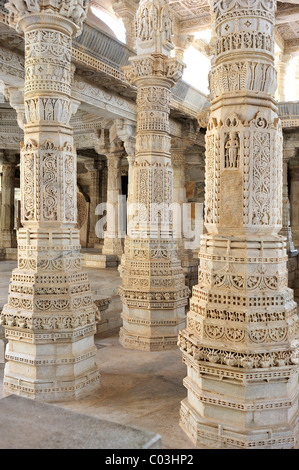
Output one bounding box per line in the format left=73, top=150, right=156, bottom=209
left=225, top=132, right=240, bottom=168
left=160, top=0, right=173, bottom=43
left=137, top=1, right=158, bottom=42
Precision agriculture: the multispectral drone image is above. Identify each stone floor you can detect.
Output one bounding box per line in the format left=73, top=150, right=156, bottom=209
left=0, top=260, right=196, bottom=450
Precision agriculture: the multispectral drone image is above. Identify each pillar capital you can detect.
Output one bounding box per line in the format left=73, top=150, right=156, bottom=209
left=172, top=32, right=193, bottom=62
left=5, top=0, right=90, bottom=36
left=5, top=87, right=25, bottom=130
left=115, top=119, right=136, bottom=158
left=275, top=51, right=292, bottom=66
left=123, top=54, right=185, bottom=88
left=111, top=0, right=137, bottom=50
left=0, top=161, right=16, bottom=175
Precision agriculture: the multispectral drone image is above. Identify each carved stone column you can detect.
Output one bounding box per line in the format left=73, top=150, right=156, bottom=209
left=111, top=0, right=136, bottom=50
left=172, top=33, right=193, bottom=62
left=0, top=159, right=17, bottom=248
left=126, top=153, right=135, bottom=219
left=0, top=0, right=100, bottom=401
left=290, top=156, right=299, bottom=250
left=102, top=143, right=124, bottom=258
left=275, top=52, right=291, bottom=102
left=84, top=159, right=103, bottom=248
left=171, top=138, right=198, bottom=289
left=281, top=148, right=297, bottom=257
left=179, top=0, right=299, bottom=448
left=119, top=0, right=189, bottom=351
left=115, top=119, right=136, bottom=228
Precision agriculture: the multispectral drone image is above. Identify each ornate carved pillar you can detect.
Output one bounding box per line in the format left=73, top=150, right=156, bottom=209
left=119, top=0, right=189, bottom=351
left=275, top=52, right=291, bottom=102
left=289, top=156, right=299, bottom=250
left=179, top=0, right=299, bottom=448
left=171, top=138, right=198, bottom=289
left=102, top=142, right=124, bottom=258
left=172, top=32, right=193, bottom=62
left=84, top=159, right=103, bottom=248
left=115, top=119, right=136, bottom=228
left=281, top=148, right=297, bottom=257
left=0, top=158, right=17, bottom=248
left=111, top=0, right=136, bottom=50
left=0, top=0, right=100, bottom=401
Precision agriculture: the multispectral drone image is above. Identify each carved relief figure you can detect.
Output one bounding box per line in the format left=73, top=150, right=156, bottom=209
left=160, top=0, right=173, bottom=43
left=225, top=131, right=240, bottom=168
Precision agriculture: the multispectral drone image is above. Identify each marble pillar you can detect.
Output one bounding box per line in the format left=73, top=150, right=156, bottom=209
left=85, top=159, right=103, bottom=248
left=179, top=0, right=299, bottom=449
left=0, top=160, right=16, bottom=248
left=102, top=143, right=124, bottom=258
left=111, top=2, right=136, bottom=50
left=275, top=52, right=291, bottom=102
left=0, top=0, right=100, bottom=401
left=115, top=119, right=136, bottom=228
left=289, top=156, right=299, bottom=250
left=119, top=0, right=189, bottom=351
left=171, top=138, right=198, bottom=289
left=281, top=149, right=297, bottom=257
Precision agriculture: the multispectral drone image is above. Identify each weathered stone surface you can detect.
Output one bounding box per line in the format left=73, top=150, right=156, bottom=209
left=0, top=395, right=161, bottom=449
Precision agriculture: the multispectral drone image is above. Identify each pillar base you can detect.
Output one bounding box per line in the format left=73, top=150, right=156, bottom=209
left=119, top=327, right=183, bottom=351
left=119, top=275, right=189, bottom=351
left=82, top=251, right=119, bottom=268
left=102, top=238, right=124, bottom=259
left=2, top=328, right=100, bottom=402
left=180, top=396, right=299, bottom=449
left=119, top=302, right=187, bottom=351
left=3, top=369, right=100, bottom=403
left=0, top=230, right=17, bottom=249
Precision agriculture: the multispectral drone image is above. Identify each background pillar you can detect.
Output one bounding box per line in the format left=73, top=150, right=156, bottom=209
left=0, top=159, right=16, bottom=248
left=119, top=0, right=189, bottom=351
